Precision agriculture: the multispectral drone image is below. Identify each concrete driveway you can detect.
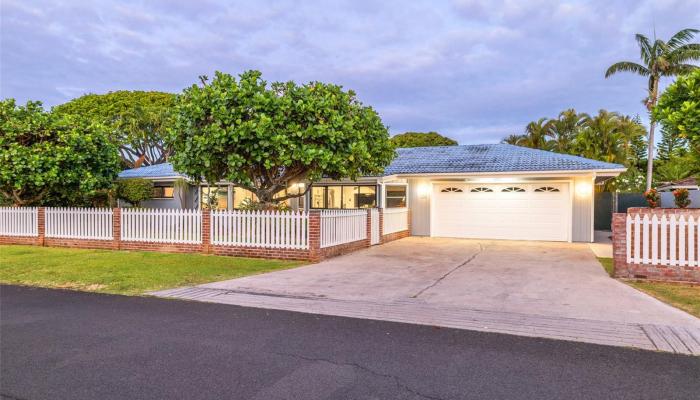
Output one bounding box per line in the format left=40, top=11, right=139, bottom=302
left=200, top=237, right=700, bottom=328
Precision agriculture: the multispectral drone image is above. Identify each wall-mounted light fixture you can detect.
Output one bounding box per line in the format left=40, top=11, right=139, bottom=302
left=575, top=182, right=592, bottom=197
left=417, top=183, right=430, bottom=199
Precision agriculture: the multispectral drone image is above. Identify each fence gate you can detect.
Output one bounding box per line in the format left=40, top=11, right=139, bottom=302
left=370, top=208, right=380, bottom=245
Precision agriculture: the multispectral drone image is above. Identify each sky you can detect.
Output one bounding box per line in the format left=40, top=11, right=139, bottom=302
left=1, top=0, right=699, bottom=144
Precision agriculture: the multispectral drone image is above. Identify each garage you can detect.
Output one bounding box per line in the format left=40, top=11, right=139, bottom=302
left=431, top=183, right=570, bottom=241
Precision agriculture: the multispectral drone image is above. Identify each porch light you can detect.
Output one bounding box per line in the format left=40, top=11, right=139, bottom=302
left=417, top=183, right=430, bottom=199
left=575, top=182, right=592, bottom=197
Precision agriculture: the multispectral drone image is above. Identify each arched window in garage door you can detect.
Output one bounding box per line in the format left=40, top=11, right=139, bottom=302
left=440, top=187, right=464, bottom=193
left=534, top=186, right=560, bottom=192
left=470, top=187, right=493, bottom=192
left=501, top=187, right=526, bottom=192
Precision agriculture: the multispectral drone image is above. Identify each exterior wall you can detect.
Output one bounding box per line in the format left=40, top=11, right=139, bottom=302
left=572, top=176, right=594, bottom=242
left=613, top=208, right=700, bottom=282
left=407, top=178, right=431, bottom=236
left=127, top=184, right=196, bottom=210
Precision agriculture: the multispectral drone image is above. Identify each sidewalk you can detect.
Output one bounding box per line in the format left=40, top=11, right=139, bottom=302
left=152, top=286, right=700, bottom=355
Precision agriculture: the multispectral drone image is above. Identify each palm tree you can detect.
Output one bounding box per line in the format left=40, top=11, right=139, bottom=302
left=501, top=134, right=525, bottom=145
left=605, top=28, right=700, bottom=190
left=616, top=115, right=647, bottom=165
left=519, top=117, right=551, bottom=149
left=574, top=110, right=625, bottom=164
left=548, top=109, right=587, bottom=153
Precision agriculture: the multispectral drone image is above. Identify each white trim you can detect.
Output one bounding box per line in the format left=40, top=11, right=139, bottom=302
left=390, top=169, right=626, bottom=178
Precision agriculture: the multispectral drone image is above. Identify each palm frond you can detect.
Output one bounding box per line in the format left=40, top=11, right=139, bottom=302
left=665, top=63, right=700, bottom=76
left=605, top=61, right=649, bottom=78
left=668, top=46, right=700, bottom=64
left=635, top=33, right=653, bottom=65
left=667, top=28, right=700, bottom=50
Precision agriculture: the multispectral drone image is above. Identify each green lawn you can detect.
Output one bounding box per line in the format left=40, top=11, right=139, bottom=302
left=0, top=245, right=304, bottom=295
left=597, top=257, right=700, bottom=319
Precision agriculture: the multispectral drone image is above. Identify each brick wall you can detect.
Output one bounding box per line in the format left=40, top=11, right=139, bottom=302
left=1, top=207, right=414, bottom=262
left=613, top=208, right=700, bottom=283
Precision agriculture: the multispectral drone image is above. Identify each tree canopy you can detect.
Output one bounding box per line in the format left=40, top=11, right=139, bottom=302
left=0, top=99, right=121, bottom=206
left=167, top=70, right=395, bottom=205
left=390, top=132, right=457, bottom=148
left=53, top=90, right=176, bottom=168
left=604, top=27, right=700, bottom=190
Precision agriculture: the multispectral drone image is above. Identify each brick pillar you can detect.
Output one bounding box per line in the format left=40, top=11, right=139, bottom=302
left=378, top=208, right=384, bottom=244
left=611, top=213, right=627, bottom=278
left=112, top=208, right=121, bottom=250
left=308, top=210, right=321, bottom=262
left=37, top=207, right=45, bottom=246
left=406, top=209, right=412, bottom=236
left=365, top=209, right=372, bottom=247
left=201, top=209, right=211, bottom=254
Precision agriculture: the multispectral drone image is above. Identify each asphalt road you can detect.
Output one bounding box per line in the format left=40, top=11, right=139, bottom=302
left=1, top=285, right=699, bottom=400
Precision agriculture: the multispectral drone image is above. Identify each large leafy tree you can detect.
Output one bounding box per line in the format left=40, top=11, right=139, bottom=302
left=605, top=28, right=700, bottom=190
left=53, top=91, right=176, bottom=168
left=168, top=71, right=395, bottom=206
left=0, top=99, right=121, bottom=206
left=654, top=68, right=700, bottom=175
left=390, top=131, right=457, bottom=148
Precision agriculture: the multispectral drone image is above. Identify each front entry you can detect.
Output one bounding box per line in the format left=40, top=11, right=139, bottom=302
left=431, top=183, right=570, bottom=241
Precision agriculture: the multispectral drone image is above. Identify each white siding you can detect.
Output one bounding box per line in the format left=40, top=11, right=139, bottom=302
left=572, top=176, right=593, bottom=242
left=407, top=178, right=431, bottom=236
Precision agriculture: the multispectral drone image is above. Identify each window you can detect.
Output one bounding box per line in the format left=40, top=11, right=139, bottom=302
left=470, top=187, right=492, bottom=193
left=502, top=187, right=526, bottom=192
left=534, top=186, right=560, bottom=192
left=385, top=185, right=407, bottom=208
left=152, top=183, right=174, bottom=199
left=310, top=185, right=377, bottom=209
left=441, top=187, right=464, bottom=193
left=232, top=187, right=257, bottom=209
left=201, top=186, right=228, bottom=209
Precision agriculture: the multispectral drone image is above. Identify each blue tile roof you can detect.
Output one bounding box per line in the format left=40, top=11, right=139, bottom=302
left=383, top=144, right=625, bottom=175
left=118, top=163, right=184, bottom=179
left=118, top=144, right=625, bottom=179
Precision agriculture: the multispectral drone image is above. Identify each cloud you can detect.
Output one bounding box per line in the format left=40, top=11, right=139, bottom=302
left=2, top=0, right=699, bottom=144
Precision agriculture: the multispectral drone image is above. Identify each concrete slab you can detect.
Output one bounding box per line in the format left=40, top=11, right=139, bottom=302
left=589, top=230, right=613, bottom=258
left=200, top=237, right=700, bottom=328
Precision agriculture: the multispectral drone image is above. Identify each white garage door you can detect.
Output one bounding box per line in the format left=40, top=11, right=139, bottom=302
left=432, top=183, right=570, bottom=241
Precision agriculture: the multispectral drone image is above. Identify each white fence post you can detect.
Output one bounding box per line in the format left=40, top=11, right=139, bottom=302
left=210, top=210, right=309, bottom=249
left=626, top=213, right=699, bottom=268
left=320, top=209, right=367, bottom=248
left=382, top=207, right=409, bottom=235
left=120, top=208, right=202, bottom=244
left=45, top=207, right=113, bottom=240
left=0, top=207, right=38, bottom=237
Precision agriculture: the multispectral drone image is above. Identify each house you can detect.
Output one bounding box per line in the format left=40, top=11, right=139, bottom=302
left=118, top=144, right=626, bottom=243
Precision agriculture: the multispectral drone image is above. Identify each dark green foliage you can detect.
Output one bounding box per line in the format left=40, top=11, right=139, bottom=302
left=53, top=91, right=176, bottom=167
left=0, top=99, right=121, bottom=206
left=116, top=179, right=153, bottom=206
left=390, top=132, right=458, bottom=148
left=168, top=70, right=395, bottom=205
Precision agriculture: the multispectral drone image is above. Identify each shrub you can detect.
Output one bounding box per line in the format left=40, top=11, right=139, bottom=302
left=673, top=188, right=691, bottom=208
left=117, top=179, right=153, bottom=206
left=644, top=188, right=660, bottom=208
left=238, top=198, right=290, bottom=211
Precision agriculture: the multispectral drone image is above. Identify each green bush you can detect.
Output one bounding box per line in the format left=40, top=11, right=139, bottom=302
left=117, top=179, right=152, bottom=206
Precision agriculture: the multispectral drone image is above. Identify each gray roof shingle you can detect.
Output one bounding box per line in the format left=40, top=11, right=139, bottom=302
left=118, top=144, right=625, bottom=179
left=383, top=144, right=624, bottom=175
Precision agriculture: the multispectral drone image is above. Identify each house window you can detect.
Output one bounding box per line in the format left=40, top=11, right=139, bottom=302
left=310, top=185, right=377, bottom=209
left=201, top=186, right=228, bottom=210
left=502, top=187, right=526, bottom=192
left=152, top=183, right=174, bottom=199
left=232, top=187, right=257, bottom=209
left=534, top=186, right=560, bottom=192
left=470, top=187, right=493, bottom=193
left=441, top=187, right=464, bottom=193
left=385, top=185, right=407, bottom=208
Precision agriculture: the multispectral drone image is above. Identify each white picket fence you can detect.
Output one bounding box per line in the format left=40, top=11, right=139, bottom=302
left=121, top=208, right=201, bottom=244
left=626, top=213, right=699, bottom=267
left=320, top=209, right=367, bottom=248
left=0, top=207, right=38, bottom=237
left=370, top=208, right=380, bottom=245
left=45, top=207, right=113, bottom=240
left=383, top=207, right=409, bottom=235
left=211, top=210, right=309, bottom=249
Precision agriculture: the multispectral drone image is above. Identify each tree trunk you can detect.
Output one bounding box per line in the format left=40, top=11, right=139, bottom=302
left=646, top=120, right=656, bottom=191
left=645, top=77, right=659, bottom=191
